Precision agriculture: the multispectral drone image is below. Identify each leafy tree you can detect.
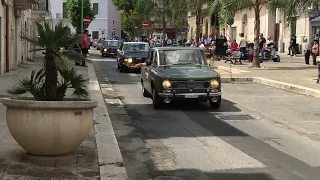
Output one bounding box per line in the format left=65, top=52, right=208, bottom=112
left=169, top=0, right=189, bottom=29
left=111, top=0, right=136, bottom=14
left=211, top=0, right=288, bottom=68
left=8, top=22, right=88, bottom=101
left=67, top=0, right=96, bottom=32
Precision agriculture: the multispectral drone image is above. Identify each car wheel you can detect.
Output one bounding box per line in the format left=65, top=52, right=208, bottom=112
left=152, top=88, right=164, bottom=109
left=209, top=96, right=221, bottom=109
left=141, top=81, right=151, bottom=98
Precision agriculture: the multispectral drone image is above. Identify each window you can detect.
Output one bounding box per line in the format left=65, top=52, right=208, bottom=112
left=92, top=31, right=99, bottom=39
left=62, top=2, right=67, bottom=19
left=93, top=3, right=99, bottom=14
left=153, top=51, right=158, bottom=65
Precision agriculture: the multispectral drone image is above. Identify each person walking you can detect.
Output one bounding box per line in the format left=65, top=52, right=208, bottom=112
left=80, top=30, right=89, bottom=67
left=311, top=40, right=319, bottom=65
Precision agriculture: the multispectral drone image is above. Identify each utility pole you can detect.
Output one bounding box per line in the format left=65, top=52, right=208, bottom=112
left=81, top=0, right=84, bottom=33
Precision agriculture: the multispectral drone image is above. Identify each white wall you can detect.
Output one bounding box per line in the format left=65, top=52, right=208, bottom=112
left=50, top=0, right=121, bottom=38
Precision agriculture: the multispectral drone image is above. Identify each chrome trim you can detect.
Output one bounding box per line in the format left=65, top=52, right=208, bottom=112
left=158, top=92, right=221, bottom=98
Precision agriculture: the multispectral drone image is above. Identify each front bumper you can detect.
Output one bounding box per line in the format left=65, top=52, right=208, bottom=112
left=158, top=92, right=221, bottom=99
left=102, top=51, right=117, bottom=55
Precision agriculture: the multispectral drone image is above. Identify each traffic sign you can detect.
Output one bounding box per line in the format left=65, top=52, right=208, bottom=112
left=135, top=25, right=139, bottom=29
left=142, top=21, right=149, bottom=28
left=84, top=16, right=90, bottom=24
left=113, top=28, right=116, bottom=32
left=102, top=31, right=104, bottom=34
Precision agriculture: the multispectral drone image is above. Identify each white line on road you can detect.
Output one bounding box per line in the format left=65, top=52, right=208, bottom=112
left=128, top=73, right=138, bottom=77
left=90, top=58, right=117, bottom=62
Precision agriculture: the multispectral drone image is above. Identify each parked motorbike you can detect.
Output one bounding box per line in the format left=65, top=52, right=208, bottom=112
left=259, top=43, right=280, bottom=62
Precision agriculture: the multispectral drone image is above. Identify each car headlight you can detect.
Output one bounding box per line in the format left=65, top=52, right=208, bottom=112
left=162, top=80, right=171, bottom=89
left=104, top=48, right=107, bottom=52
left=117, top=49, right=120, bottom=52
left=210, top=79, right=219, bottom=88
left=125, top=58, right=133, bottom=63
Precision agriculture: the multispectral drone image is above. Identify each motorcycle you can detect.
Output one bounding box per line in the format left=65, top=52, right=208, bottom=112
left=259, top=43, right=280, bottom=62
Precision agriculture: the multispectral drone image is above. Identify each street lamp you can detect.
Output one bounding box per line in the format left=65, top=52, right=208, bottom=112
left=81, top=0, right=84, bottom=33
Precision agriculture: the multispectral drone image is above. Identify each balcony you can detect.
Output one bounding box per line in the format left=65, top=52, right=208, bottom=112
left=15, top=0, right=38, bottom=10
left=31, top=0, right=48, bottom=12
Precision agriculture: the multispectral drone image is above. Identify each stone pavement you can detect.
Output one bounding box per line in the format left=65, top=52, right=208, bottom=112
left=0, top=58, right=126, bottom=179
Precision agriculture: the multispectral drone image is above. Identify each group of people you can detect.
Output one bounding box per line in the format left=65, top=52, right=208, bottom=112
left=304, top=38, right=319, bottom=65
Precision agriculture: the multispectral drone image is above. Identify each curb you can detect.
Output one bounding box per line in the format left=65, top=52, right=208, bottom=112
left=88, top=64, right=128, bottom=180
left=253, top=77, right=320, bottom=98
left=221, top=77, right=253, bottom=83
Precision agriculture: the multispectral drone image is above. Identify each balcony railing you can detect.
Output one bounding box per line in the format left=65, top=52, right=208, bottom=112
left=31, top=0, right=48, bottom=11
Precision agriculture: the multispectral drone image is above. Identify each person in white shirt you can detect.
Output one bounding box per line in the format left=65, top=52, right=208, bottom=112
left=266, top=36, right=274, bottom=46
left=239, top=33, right=247, bottom=52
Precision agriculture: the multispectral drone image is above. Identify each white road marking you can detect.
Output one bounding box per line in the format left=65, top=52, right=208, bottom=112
left=90, top=58, right=117, bottom=62
left=128, top=73, right=138, bottom=77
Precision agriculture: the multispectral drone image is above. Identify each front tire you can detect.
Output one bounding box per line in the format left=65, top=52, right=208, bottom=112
left=152, top=88, right=164, bottom=109
left=141, top=81, right=151, bottom=98
left=209, top=96, right=221, bottom=109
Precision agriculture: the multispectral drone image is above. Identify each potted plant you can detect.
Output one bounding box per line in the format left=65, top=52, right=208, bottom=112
left=2, top=22, right=98, bottom=156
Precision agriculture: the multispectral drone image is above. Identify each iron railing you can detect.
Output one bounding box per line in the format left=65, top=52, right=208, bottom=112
left=31, top=0, right=48, bottom=11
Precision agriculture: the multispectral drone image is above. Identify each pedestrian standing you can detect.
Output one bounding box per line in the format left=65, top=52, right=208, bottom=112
left=80, top=30, right=89, bottom=67
left=304, top=38, right=311, bottom=65
left=259, top=33, right=266, bottom=62
left=312, top=40, right=319, bottom=65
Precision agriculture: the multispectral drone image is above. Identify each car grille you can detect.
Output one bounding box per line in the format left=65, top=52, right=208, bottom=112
left=132, top=58, right=146, bottom=64
left=171, top=80, right=210, bottom=93
left=107, top=49, right=117, bottom=53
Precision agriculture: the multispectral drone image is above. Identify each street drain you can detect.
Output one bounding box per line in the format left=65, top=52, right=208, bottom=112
left=216, top=114, right=256, bottom=121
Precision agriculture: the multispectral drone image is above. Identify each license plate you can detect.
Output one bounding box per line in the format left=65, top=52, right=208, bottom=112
left=185, top=94, right=198, bottom=98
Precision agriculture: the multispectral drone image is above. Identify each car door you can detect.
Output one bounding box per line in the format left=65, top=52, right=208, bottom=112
left=141, top=49, right=155, bottom=93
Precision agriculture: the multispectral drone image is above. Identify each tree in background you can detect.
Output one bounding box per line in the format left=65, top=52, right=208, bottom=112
left=66, top=0, right=96, bottom=32
left=211, top=0, right=291, bottom=68
left=170, top=0, right=211, bottom=43
left=112, top=0, right=157, bottom=38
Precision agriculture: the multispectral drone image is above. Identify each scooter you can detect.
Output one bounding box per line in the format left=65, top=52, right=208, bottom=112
left=259, top=43, right=281, bottom=62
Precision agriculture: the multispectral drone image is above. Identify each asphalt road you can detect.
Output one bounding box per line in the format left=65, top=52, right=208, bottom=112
left=90, top=51, right=320, bottom=180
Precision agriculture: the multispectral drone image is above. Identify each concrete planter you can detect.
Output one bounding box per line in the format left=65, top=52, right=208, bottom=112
left=2, top=98, right=98, bottom=156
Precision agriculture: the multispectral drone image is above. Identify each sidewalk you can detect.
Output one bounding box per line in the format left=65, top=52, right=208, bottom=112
left=0, top=59, right=126, bottom=179
left=213, top=56, right=320, bottom=92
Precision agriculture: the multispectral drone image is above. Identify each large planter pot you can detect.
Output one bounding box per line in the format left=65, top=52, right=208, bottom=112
left=2, top=98, right=98, bottom=156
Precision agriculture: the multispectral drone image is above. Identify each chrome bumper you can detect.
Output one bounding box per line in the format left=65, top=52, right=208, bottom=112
left=158, top=92, right=221, bottom=98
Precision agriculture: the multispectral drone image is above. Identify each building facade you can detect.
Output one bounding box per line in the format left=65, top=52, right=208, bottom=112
left=51, top=0, right=121, bottom=40
left=0, top=0, right=44, bottom=73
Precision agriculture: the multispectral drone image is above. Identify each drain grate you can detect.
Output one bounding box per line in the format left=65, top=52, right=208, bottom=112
left=216, top=114, right=256, bottom=121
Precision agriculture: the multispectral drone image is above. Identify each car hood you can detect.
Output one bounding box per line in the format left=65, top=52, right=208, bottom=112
left=156, top=65, right=220, bottom=80
left=122, top=52, right=148, bottom=58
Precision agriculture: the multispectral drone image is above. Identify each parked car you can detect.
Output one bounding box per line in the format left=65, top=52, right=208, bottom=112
left=140, top=47, right=221, bottom=109
left=117, top=42, right=149, bottom=72
left=101, top=40, right=120, bottom=57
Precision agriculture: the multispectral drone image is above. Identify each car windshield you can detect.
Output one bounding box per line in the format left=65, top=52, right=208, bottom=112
left=104, top=41, right=118, bottom=46
left=159, top=49, right=205, bottom=66
left=123, top=43, right=149, bottom=52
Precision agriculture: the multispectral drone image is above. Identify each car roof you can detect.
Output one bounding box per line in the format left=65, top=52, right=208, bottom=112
left=124, top=42, right=149, bottom=44
left=151, top=47, right=201, bottom=51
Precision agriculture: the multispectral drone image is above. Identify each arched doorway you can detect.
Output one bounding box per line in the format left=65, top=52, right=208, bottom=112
left=242, top=14, right=248, bottom=37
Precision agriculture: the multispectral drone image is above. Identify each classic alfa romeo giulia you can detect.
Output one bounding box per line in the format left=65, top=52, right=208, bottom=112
left=139, top=47, right=221, bottom=109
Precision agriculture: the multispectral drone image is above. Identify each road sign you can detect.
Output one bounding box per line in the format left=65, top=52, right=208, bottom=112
left=113, top=28, right=116, bottom=32
left=142, top=21, right=149, bottom=28
left=135, top=25, right=139, bottom=29
left=84, top=16, right=90, bottom=24
left=102, top=31, right=104, bottom=34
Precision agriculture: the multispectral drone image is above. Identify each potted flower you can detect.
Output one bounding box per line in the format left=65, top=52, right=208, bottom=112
left=2, top=22, right=98, bottom=156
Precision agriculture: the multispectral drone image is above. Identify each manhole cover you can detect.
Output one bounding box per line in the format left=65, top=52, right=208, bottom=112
left=216, top=114, right=255, bottom=121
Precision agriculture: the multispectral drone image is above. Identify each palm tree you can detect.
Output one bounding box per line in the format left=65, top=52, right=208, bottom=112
left=7, top=21, right=89, bottom=101
left=211, top=0, right=291, bottom=67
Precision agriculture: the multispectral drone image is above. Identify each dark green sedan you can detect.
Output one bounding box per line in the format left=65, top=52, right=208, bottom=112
left=140, top=47, right=221, bottom=109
